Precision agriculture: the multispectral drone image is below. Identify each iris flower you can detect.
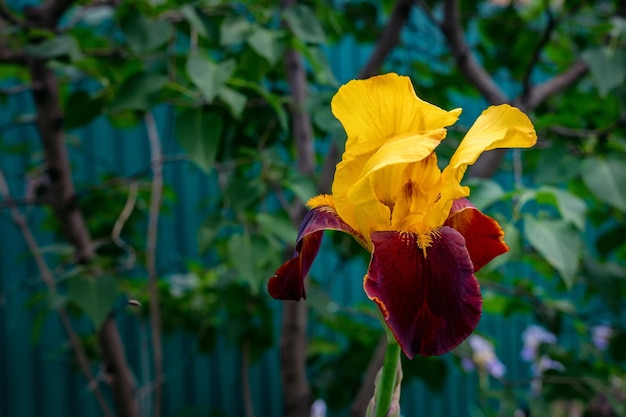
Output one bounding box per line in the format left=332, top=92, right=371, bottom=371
left=268, top=73, right=536, bottom=358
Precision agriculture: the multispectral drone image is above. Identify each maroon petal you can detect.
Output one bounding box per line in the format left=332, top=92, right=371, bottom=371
left=268, top=206, right=364, bottom=300
left=444, top=198, right=509, bottom=271
left=364, top=227, right=482, bottom=358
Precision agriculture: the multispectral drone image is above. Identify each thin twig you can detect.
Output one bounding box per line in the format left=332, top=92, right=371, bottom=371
left=111, top=181, right=139, bottom=270
left=0, top=168, right=114, bottom=417
left=144, top=111, right=164, bottom=417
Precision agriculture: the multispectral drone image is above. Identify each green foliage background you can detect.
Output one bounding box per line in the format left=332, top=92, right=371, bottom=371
left=1, top=0, right=625, bottom=416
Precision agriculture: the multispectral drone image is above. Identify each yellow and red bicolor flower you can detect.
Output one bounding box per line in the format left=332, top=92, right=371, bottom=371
left=268, top=73, right=537, bottom=358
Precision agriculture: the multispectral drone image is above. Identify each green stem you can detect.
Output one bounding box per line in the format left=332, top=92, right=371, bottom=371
left=374, top=338, right=401, bottom=417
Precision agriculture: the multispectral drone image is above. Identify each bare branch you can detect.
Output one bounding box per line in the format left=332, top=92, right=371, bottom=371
left=469, top=60, right=588, bottom=178
left=521, top=3, right=556, bottom=99
left=522, top=60, right=589, bottom=110
left=441, top=0, right=508, bottom=105
left=279, top=0, right=315, bottom=414
left=358, top=0, right=415, bottom=79
left=27, top=55, right=138, bottom=417
left=0, top=168, right=114, bottom=417
left=144, top=111, right=164, bottom=417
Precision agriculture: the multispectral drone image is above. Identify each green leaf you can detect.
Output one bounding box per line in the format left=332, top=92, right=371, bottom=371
left=581, top=155, right=626, bottom=212
left=465, top=178, right=505, bottom=210
left=26, top=35, right=83, bottom=61
left=582, top=48, right=626, bottom=97
left=536, top=186, right=587, bottom=231
left=294, top=42, right=337, bottom=86
left=246, top=27, right=284, bottom=65
left=232, top=79, right=287, bottom=130
left=282, top=4, right=326, bottom=44
left=218, top=87, right=247, bottom=119
left=227, top=233, right=257, bottom=291
left=524, top=217, right=581, bottom=287
left=64, top=90, right=103, bottom=129
left=283, top=173, right=316, bottom=204
left=120, top=11, right=173, bottom=54
left=179, top=4, right=210, bottom=39
left=256, top=212, right=297, bottom=243
left=68, top=275, right=118, bottom=329
left=186, top=55, right=235, bottom=103
left=198, top=214, right=228, bottom=254
left=220, top=16, right=252, bottom=46
left=108, top=72, right=167, bottom=112
left=175, top=107, right=222, bottom=173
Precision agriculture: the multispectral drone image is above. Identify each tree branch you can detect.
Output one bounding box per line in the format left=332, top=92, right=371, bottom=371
left=522, top=60, right=589, bottom=110
left=441, top=0, right=508, bottom=105
left=144, top=111, right=164, bottom=417
left=0, top=169, right=114, bottom=417
left=521, top=2, right=556, bottom=99
left=358, top=0, right=415, bottom=79
left=436, top=0, right=590, bottom=178
left=280, top=0, right=315, bottom=414
left=27, top=55, right=138, bottom=417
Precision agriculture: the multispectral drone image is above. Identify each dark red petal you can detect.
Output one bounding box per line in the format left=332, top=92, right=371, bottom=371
left=364, top=227, right=482, bottom=358
left=268, top=206, right=363, bottom=300
left=444, top=198, right=509, bottom=272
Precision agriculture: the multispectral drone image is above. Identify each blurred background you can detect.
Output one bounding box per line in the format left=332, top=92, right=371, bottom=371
left=1, top=0, right=625, bottom=416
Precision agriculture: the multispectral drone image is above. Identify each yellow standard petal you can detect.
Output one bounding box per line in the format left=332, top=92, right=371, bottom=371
left=446, top=104, right=537, bottom=183
left=331, top=73, right=462, bottom=156
left=424, top=104, right=537, bottom=229
left=345, top=129, right=446, bottom=245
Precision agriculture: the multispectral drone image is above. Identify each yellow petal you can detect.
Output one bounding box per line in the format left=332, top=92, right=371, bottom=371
left=345, top=129, right=445, bottom=241
left=331, top=73, right=462, bottom=156
left=447, top=104, right=537, bottom=182
left=424, top=104, right=537, bottom=229
left=390, top=153, right=443, bottom=233
left=332, top=149, right=371, bottom=233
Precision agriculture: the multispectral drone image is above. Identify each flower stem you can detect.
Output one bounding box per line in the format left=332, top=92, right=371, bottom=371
left=374, top=338, right=401, bottom=417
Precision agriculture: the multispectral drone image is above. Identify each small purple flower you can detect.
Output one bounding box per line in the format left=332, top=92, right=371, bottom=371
left=467, top=335, right=506, bottom=378
left=592, top=324, right=613, bottom=351
left=533, top=355, right=564, bottom=375
left=521, top=325, right=557, bottom=362
left=461, top=357, right=475, bottom=372
left=310, top=399, right=327, bottom=417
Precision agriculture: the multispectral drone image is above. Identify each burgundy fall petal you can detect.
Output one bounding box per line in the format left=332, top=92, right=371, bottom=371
left=364, top=227, right=482, bottom=358
left=268, top=206, right=364, bottom=301
left=444, top=198, right=509, bottom=272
